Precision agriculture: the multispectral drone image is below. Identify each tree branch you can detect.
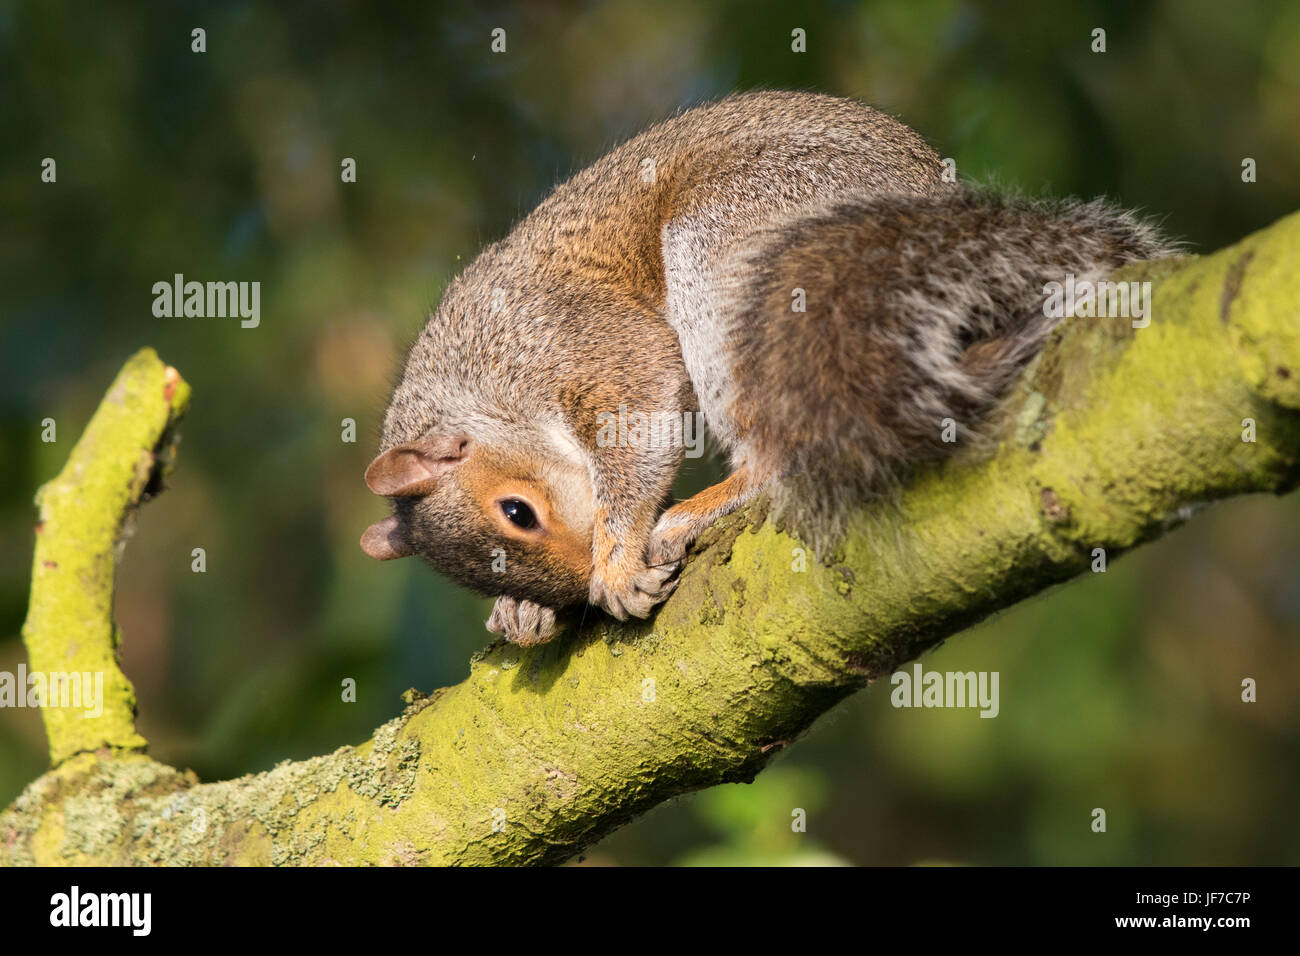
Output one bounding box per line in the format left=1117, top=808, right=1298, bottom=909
left=20, top=349, right=189, bottom=765
left=3, top=212, right=1298, bottom=866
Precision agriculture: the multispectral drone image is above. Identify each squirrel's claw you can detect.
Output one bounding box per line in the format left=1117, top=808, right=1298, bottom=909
left=589, top=559, right=681, bottom=621
left=487, top=596, right=559, bottom=647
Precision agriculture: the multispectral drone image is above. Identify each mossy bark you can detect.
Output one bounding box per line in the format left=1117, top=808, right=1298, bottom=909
left=3, top=212, right=1298, bottom=866
left=21, top=349, right=189, bottom=765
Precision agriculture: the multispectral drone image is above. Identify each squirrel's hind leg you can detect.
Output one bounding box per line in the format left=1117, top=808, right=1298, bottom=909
left=647, top=462, right=775, bottom=568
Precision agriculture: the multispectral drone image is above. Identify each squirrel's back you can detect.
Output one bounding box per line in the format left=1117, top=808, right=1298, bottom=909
left=381, top=91, right=950, bottom=453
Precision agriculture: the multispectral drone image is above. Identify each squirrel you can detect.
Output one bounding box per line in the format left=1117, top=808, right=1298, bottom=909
left=360, top=90, right=1177, bottom=646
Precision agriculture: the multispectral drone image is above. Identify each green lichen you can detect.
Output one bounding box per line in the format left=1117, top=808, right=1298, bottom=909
left=22, top=349, right=189, bottom=764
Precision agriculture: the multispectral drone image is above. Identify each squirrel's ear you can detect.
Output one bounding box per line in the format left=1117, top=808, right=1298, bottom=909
left=364, top=435, right=470, bottom=497
left=360, top=515, right=414, bottom=561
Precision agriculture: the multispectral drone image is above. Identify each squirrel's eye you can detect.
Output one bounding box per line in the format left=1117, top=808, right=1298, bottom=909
left=500, top=499, right=538, bottom=530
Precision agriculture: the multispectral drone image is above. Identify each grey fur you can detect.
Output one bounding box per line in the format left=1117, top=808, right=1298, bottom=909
left=366, top=91, right=1178, bottom=644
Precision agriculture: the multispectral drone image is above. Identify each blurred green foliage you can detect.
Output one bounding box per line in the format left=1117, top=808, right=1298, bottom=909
left=2, top=0, right=1298, bottom=865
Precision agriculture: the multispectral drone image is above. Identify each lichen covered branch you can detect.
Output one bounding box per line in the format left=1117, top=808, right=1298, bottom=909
left=21, top=348, right=190, bottom=765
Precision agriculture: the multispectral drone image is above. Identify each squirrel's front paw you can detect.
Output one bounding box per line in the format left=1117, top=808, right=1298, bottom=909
left=589, top=558, right=680, bottom=622
left=486, top=596, right=559, bottom=647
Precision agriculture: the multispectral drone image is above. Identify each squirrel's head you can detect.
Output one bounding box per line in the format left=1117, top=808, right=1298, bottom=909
left=360, top=430, right=595, bottom=608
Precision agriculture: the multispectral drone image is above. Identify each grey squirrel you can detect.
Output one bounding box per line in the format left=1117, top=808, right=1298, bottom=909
left=360, top=90, right=1177, bottom=645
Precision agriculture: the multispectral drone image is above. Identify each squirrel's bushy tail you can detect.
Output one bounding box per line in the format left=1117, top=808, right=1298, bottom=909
left=717, top=186, right=1181, bottom=551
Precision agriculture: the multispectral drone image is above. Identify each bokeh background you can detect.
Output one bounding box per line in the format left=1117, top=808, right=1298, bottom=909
left=3, top=0, right=1299, bottom=865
